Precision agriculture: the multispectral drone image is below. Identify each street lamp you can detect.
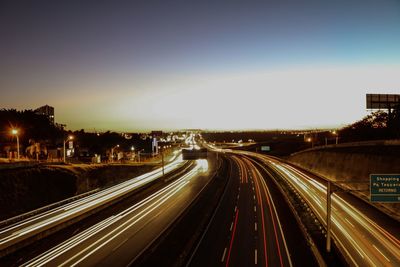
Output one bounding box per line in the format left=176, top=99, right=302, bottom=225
left=137, top=149, right=144, bottom=162
left=161, top=146, right=165, bottom=176
left=131, top=146, right=135, bottom=161
left=332, top=130, right=338, bottom=145
left=63, top=135, right=74, bottom=163
left=11, top=129, right=19, bottom=160
left=306, top=137, right=314, bottom=148
left=111, top=145, right=119, bottom=163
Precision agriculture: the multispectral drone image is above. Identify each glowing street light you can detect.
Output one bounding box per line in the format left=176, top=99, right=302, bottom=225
left=11, top=129, right=20, bottom=159
left=306, top=137, right=314, bottom=148
left=332, top=130, right=339, bottom=145
left=131, top=146, right=135, bottom=160
left=63, top=135, right=74, bottom=163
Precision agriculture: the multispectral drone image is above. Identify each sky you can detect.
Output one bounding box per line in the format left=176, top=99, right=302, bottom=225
left=0, top=0, right=399, bottom=131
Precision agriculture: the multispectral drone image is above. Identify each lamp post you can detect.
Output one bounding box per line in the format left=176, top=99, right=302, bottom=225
left=306, top=137, right=314, bottom=148
left=137, top=149, right=144, bottom=162
left=111, top=145, right=119, bottom=163
left=131, top=146, right=135, bottom=161
left=332, top=130, right=338, bottom=145
left=63, top=135, right=74, bottom=163
left=11, top=129, right=19, bottom=160
left=161, top=146, right=165, bottom=176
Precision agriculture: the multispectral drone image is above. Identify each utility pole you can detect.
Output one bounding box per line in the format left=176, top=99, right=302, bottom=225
left=326, top=181, right=332, bottom=252
left=325, top=180, right=366, bottom=253
left=161, top=146, right=165, bottom=176
left=16, top=134, right=20, bottom=160
left=63, top=135, right=74, bottom=163
left=11, top=129, right=20, bottom=159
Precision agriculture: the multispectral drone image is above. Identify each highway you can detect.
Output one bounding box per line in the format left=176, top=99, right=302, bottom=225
left=21, top=159, right=211, bottom=266
left=188, top=153, right=312, bottom=267
left=4, top=140, right=400, bottom=267
left=0, top=151, right=187, bottom=255
left=235, top=150, right=400, bottom=267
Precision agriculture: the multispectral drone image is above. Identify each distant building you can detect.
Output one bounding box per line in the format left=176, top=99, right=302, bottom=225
left=35, top=105, right=55, bottom=124
left=151, top=131, right=163, bottom=138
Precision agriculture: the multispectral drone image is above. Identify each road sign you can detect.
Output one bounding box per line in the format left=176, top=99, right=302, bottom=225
left=261, top=146, right=271, bottom=151
left=370, top=174, right=400, bottom=202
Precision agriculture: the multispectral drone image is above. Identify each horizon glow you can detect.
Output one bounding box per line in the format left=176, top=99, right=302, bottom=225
left=1, top=1, right=399, bottom=131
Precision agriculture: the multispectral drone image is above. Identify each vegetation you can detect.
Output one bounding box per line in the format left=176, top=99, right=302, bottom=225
left=0, top=109, right=153, bottom=158
left=339, top=110, right=400, bottom=142
left=0, top=109, right=64, bottom=146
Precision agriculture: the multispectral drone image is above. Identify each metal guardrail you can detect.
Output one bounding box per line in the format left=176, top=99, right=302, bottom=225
left=291, top=139, right=400, bottom=156
left=0, top=188, right=100, bottom=228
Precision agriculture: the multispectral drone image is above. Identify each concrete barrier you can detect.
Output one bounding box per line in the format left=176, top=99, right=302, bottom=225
left=288, top=142, right=400, bottom=222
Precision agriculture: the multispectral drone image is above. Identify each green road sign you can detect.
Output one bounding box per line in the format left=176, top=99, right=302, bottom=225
left=370, top=174, right=400, bottom=202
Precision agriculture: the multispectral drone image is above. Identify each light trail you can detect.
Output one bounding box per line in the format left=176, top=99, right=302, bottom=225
left=22, top=160, right=208, bottom=266
left=0, top=153, right=188, bottom=252
left=235, top=151, right=400, bottom=266
left=225, top=209, right=239, bottom=267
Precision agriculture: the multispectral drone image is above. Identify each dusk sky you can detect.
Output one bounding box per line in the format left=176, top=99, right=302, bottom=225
left=1, top=1, right=399, bottom=131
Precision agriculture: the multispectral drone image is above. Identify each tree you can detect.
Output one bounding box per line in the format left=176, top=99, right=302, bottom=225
left=339, top=111, right=392, bottom=142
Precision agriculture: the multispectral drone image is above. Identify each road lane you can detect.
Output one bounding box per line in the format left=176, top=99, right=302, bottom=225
left=189, top=154, right=294, bottom=267
left=0, top=152, right=186, bottom=255
left=239, top=151, right=400, bottom=267
left=21, top=159, right=211, bottom=266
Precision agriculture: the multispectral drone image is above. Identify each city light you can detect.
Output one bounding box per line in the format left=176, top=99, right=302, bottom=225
left=11, top=128, right=20, bottom=159
left=63, top=135, right=74, bottom=163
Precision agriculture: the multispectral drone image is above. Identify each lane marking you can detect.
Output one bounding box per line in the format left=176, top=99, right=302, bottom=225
left=112, top=237, right=128, bottom=252
left=221, top=247, right=227, bottom=262
left=255, top=249, right=258, bottom=265
left=255, top=223, right=258, bottom=231
left=372, top=244, right=391, bottom=262
left=252, top=167, right=268, bottom=267
left=230, top=222, right=234, bottom=231
left=344, top=218, right=355, bottom=228
left=225, top=209, right=239, bottom=267
left=254, top=206, right=257, bottom=212
left=235, top=206, right=237, bottom=212
left=21, top=172, right=195, bottom=267
left=259, top=173, right=284, bottom=267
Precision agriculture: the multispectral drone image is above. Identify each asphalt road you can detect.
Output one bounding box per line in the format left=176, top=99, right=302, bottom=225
left=21, top=159, right=212, bottom=266
left=0, top=152, right=186, bottom=255
left=240, top=151, right=400, bottom=267
left=189, top=154, right=302, bottom=267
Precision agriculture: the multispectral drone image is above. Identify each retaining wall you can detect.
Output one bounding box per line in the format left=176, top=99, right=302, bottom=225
left=288, top=143, right=400, bottom=221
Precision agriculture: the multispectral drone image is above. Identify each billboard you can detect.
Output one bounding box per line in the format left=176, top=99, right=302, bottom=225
left=366, top=94, right=400, bottom=109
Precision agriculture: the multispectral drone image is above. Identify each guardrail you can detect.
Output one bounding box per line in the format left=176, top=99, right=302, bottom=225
left=291, top=139, right=400, bottom=156
left=0, top=157, right=189, bottom=257
left=0, top=188, right=100, bottom=228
